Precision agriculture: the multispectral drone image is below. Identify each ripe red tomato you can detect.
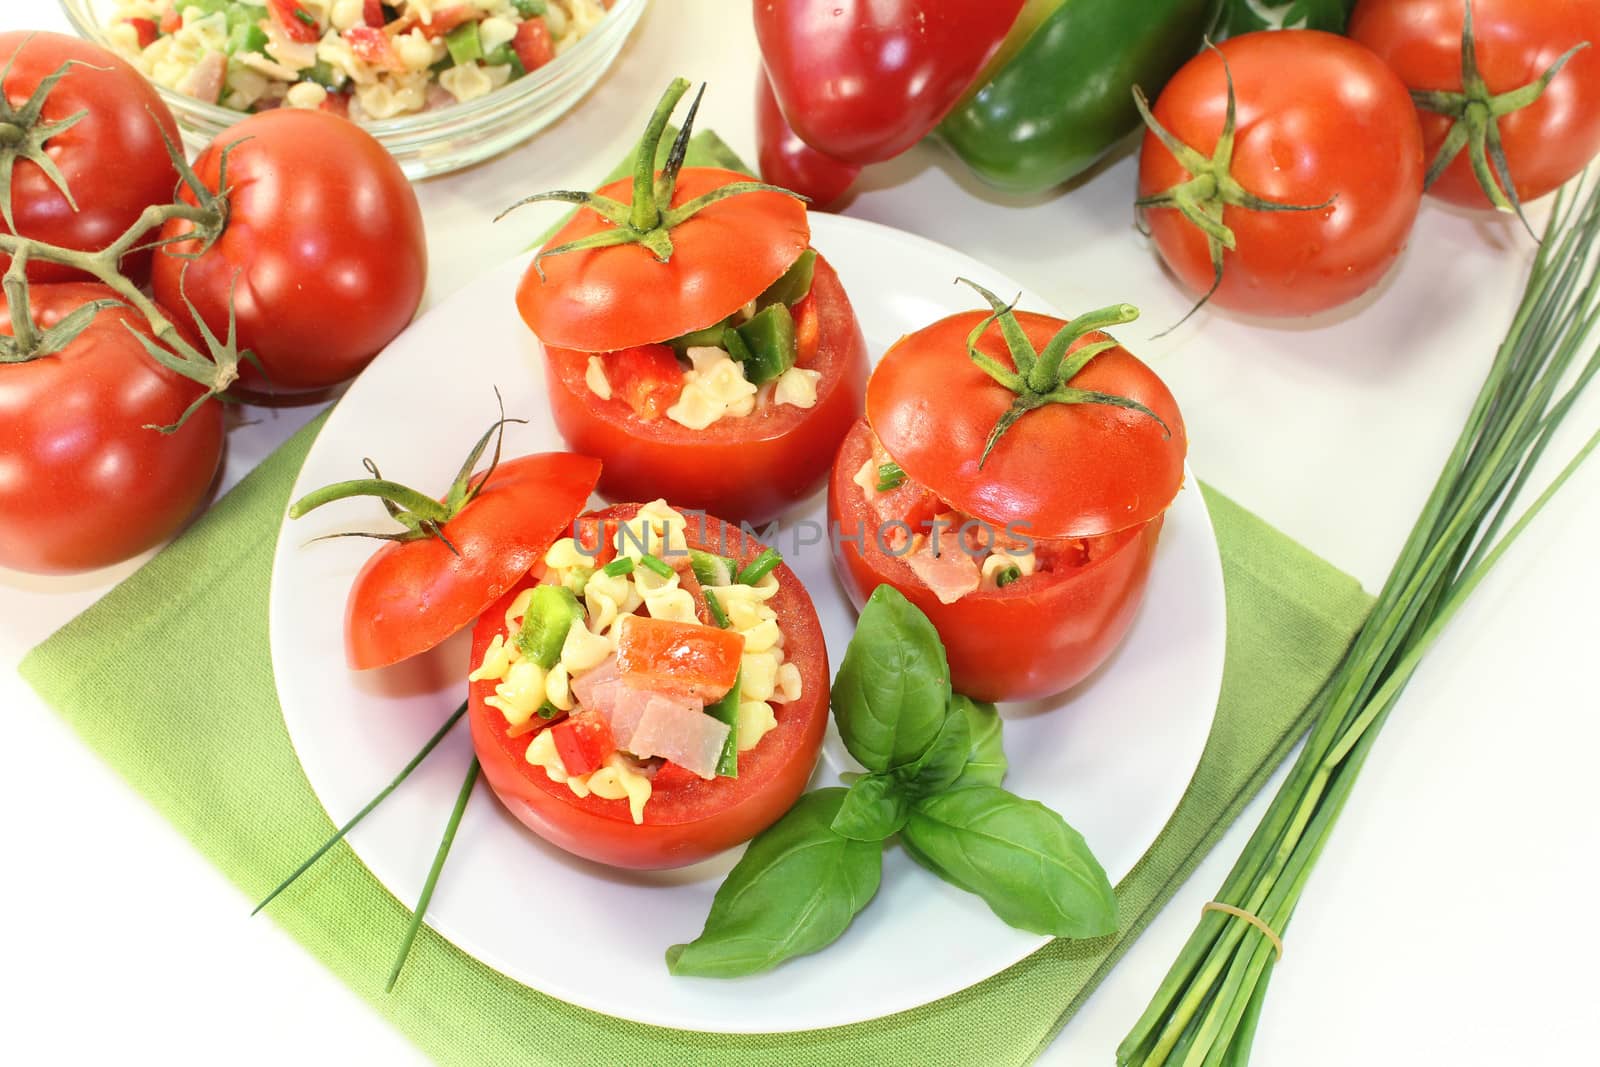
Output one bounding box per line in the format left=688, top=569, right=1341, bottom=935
left=154, top=109, right=427, bottom=394
left=516, top=167, right=809, bottom=353
left=0, top=283, right=223, bottom=575
left=0, top=32, right=181, bottom=286
left=340, top=453, right=601, bottom=670
left=541, top=254, right=869, bottom=524
left=1349, top=0, right=1600, bottom=209
left=830, top=422, right=1163, bottom=703
left=753, top=0, right=1025, bottom=164
left=1137, top=31, right=1425, bottom=317
left=755, top=69, right=860, bottom=210
left=469, top=504, right=831, bottom=870
left=835, top=304, right=1187, bottom=701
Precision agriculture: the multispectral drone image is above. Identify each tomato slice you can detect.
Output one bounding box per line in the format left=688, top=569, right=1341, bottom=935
left=468, top=503, right=830, bottom=869
left=866, top=309, right=1186, bottom=539
left=512, top=18, right=554, bottom=72
left=269, top=0, right=321, bottom=43
left=615, top=616, right=743, bottom=702
left=344, top=452, right=601, bottom=670
left=549, top=712, right=616, bottom=775
left=606, top=344, right=684, bottom=420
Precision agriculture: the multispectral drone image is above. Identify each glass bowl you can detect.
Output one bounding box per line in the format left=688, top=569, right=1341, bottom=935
left=57, top=0, right=647, bottom=179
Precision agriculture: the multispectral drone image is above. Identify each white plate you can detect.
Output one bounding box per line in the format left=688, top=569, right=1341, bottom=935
left=268, top=214, right=1227, bottom=1033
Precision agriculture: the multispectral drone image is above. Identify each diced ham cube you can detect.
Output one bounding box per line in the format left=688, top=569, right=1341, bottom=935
left=571, top=656, right=621, bottom=713
left=906, top=539, right=981, bottom=605
left=623, top=694, right=730, bottom=780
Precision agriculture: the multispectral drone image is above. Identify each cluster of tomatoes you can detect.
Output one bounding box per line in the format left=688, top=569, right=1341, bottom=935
left=1138, top=0, right=1600, bottom=319
left=0, top=31, right=426, bottom=576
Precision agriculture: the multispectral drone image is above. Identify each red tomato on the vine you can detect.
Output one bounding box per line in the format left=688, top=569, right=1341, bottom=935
left=154, top=109, right=427, bottom=394
left=1137, top=31, right=1425, bottom=317
left=0, top=284, right=223, bottom=575
left=1350, top=0, right=1600, bottom=209
left=0, top=32, right=181, bottom=286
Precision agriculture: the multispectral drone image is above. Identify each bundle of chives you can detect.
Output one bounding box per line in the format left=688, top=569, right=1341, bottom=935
left=1118, top=177, right=1600, bottom=1067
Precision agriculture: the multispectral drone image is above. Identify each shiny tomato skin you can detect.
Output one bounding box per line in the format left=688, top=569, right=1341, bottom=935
left=153, top=109, right=427, bottom=394
left=1138, top=30, right=1425, bottom=317
left=753, top=0, right=1025, bottom=164
left=755, top=69, right=860, bottom=210
left=0, top=284, right=223, bottom=575
left=541, top=254, right=868, bottom=524
left=829, top=420, right=1161, bottom=703
left=0, top=32, right=181, bottom=285
left=344, top=453, right=601, bottom=670
left=867, top=309, right=1186, bottom=540
left=516, top=167, right=810, bottom=353
left=469, top=504, right=831, bottom=870
left=1349, top=0, right=1600, bottom=208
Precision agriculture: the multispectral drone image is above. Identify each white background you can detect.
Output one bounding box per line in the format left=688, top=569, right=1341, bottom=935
left=3, top=3, right=1596, bottom=1064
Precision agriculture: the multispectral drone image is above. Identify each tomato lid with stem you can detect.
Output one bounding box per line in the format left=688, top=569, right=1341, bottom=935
left=504, top=77, right=811, bottom=353
left=289, top=397, right=602, bottom=670
left=865, top=280, right=1187, bottom=540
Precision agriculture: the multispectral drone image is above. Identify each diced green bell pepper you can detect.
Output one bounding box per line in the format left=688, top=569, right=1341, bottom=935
left=484, top=43, right=526, bottom=78
left=445, top=21, right=484, bottom=67
left=515, top=586, right=583, bottom=669
left=667, top=318, right=732, bottom=352
left=731, top=303, right=797, bottom=386
left=757, top=249, right=816, bottom=309
left=705, top=671, right=741, bottom=778
left=512, top=0, right=548, bottom=16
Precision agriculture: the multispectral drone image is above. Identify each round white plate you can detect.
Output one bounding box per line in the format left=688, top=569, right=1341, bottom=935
left=269, top=214, right=1227, bottom=1033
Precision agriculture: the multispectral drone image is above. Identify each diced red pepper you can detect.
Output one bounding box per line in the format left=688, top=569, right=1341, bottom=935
left=320, top=88, right=352, bottom=117
left=363, top=0, right=385, bottom=28
left=793, top=290, right=820, bottom=366
left=615, top=615, right=744, bottom=702
left=412, top=4, right=479, bottom=40
left=512, top=17, right=555, bottom=73
left=574, top=516, right=619, bottom=567
left=159, top=8, right=182, bottom=34
left=605, top=344, right=685, bottom=421
left=344, top=25, right=403, bottom=70
left=671, top=556, right=716, bottom=627
left=269, top=0, right=322, bottom=43
left=549, top=711, right=616, bottom=776
left=127, top=17, right=159, bottom=48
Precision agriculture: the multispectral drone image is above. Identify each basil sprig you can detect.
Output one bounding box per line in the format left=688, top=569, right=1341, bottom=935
left=665, top=790, right=881, bottom=978
left=668, top=586, right=1116, bottom=978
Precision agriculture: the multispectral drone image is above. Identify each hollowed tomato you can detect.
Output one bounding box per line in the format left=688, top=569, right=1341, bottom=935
left=468, top=503, right=831, bottom=869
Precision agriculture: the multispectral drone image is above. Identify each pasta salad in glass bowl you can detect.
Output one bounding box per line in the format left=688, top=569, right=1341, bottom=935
left=59, top=0, right=647, bottom=177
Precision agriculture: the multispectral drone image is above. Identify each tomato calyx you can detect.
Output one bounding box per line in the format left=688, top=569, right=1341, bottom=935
left=956, top=278, right=1168, bottom=466
left=1409, top=1, right=1589, bottom=232
left=0, top=50, right=90, bottom=233
left=1132, top=44, right=1336, bottom=327
left=288, top=394, right=529, bottom=555
left=498, top=77, right=806, bottom=280
left=0, top=251, right=120, bottom=363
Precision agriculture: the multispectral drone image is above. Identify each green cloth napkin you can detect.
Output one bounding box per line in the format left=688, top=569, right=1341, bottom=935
left=20, top=131, right=1373, bottom=1065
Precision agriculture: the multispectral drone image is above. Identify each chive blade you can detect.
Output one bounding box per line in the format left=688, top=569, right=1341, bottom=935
left=387, top=757, right=481, bottom=992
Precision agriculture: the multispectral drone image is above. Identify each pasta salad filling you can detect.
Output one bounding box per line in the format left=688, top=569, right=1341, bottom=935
left=105, top=0, right=611, bottom=119
left=469, top=501, right=805, bottom=824
left=852, top=426, right=1119, bottom=606
left=580, top=249, right=826, bottom=430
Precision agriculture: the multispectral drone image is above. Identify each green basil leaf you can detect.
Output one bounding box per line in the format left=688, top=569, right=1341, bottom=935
left=901, top=786, right=1117, bottom=939
left=830, top=773, right=911, bottom=842
left=892, top=701, right=971, bottom=799
left=831, top=586, right=951, bottom=772
left=951, top=695, right=1007, bottom=788
left=666, top=789, right=882, bottom=977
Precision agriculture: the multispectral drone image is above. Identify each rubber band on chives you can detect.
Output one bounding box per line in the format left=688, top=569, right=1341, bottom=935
left=1202, top=901, right=1284, bottom=961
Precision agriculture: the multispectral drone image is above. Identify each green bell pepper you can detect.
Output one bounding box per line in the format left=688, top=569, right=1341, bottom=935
left=936, top=0, right=1211, bottom=193
left=731, top=304, right=797, bottom=386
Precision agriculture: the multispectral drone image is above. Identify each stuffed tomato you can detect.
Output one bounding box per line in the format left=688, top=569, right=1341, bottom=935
left=468, top=501, right=831, bottom=869
left=510, top=79, right=868, bottom=525
left=828, top=286, right=1187, bottom=703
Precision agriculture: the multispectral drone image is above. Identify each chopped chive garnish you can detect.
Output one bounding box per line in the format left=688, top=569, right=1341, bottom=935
left=292, top=6, right=316, bottom=26
left=994, top=564, right=1022, bottom=588
left=602, top=557, right=635, bottom=577
left=736, top=547, right=782, bottom=585
left=387, top=757, right=480, bottom=992
left=253, top=699, right=468, bottom=917
left=705, top=588, right=730, bottom=628
left=640, top=553, right=674, bottom=578
left=537, top=701, right=562, bottom=720
left=876, top=461, right=906, bottom=492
